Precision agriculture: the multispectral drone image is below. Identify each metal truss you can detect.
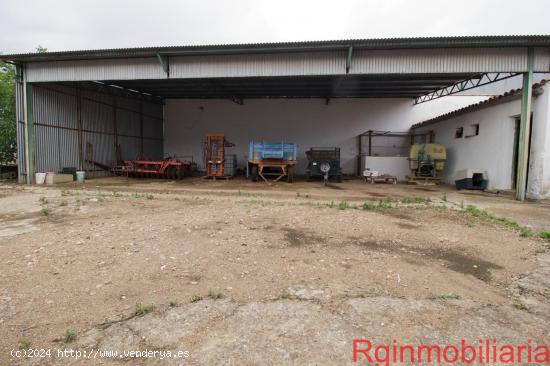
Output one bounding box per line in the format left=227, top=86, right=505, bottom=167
left=414, top=72, right=519, bottom=104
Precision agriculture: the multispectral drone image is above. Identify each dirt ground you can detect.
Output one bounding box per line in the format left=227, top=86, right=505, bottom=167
left=1, top=177, right=549, bottom=365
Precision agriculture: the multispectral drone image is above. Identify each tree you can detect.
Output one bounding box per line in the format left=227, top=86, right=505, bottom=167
left=0, top=61, right=16, bottom=164
left=0, top=46, right=46, bottom=165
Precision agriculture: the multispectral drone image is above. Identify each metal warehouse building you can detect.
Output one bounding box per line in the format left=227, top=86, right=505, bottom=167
left=3, top=36, right=550, bottom=200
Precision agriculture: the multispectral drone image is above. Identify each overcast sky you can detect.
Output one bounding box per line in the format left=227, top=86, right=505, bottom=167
left=1, top=0, right=550, bottom=54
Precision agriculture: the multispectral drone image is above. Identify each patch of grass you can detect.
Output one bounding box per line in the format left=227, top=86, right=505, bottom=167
left=535, top=248, right=546, bottom=254
left=519, top=228, right=533, bottom=238
left=338, top=201, right=350, bottom=210
left=39, top=196, right=48, bottom=204
left=437, top=292, right=461, bottom=300
left=400, top=196, right=428, bottom=204
left=362, top=199, right=394, bottom=210
left=41, top=208, right=50, bottom=216
left=464, top=205, right=520, bottom=229
left=59, top=200, right=68, bottom=207
left=513, top=303, right=528, bottom=311
left=112, top=191, right=122, bottom=197
left=63, top=328, right=76, bottom=343
left=328, top=201, right=335, bottom=208
left=132, top=192, right=144, bottom=199
left=442, top=192, right=447, bottom=202
left=146, top=194, right=154, bottom=200
left=19, top=339, right=31, bottom=349
left=191, top=294, right=203, bottom=303
left=134, top=302, right=154, bottom=317
left=207, top=290, right=223, bottom=300
left=539, top=230, right=550, bottom=241
left=362, top=202, right=377, bottom=210
left=169, top=299, right=177, bottom=307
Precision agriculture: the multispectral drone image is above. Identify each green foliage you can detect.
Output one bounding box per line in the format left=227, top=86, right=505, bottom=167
left=519, top=229, right=533, bottom=238
left=19, top=339, right=31, bottom=349
left=362, top=199, right=393, bottom=210
left=0, top=61, right=16, bottom=164
left=337, top=201, right=349, bottom=210
left=191, top=294, right=203, bottom=303
left=207, top=290, right=223, bottom=300
left=463, top=205, right=520, bottom=229
left=134, top=302, right=154, bottom=316
left=539, top=230, right=550, bottom=241
left=63, top=328, right=76, bottom=343
left=400, top=196, right=428, bottom=204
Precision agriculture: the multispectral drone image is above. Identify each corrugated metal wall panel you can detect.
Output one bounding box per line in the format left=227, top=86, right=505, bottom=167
left=118, top=135, right=141, bottom=161
left=81, top=98, right=114, bottom=134
left=351, top=48, right=534, bottom=74
left=143, top=139, right=163, bottom=160
left=23, top=48, right=550, bottom=83
left=83, top=130, right=115, bottom=177
left=534, top=48, right=550, bottom=71
left=30, top=83, right=163, bottom=176
left=170, top=51, right=346, bottom=78
left=142, top=115, right=163, bottom=139
left=26, top=58, right=165, bottom=82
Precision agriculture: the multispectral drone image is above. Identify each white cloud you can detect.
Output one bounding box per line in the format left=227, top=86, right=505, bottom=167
left=1, top=0, right=549, bottom=53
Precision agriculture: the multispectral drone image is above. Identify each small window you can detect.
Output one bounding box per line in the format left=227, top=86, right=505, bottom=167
left=455, top=127, right=463, bottom=139
left=466, top=124, right=479, bottom=138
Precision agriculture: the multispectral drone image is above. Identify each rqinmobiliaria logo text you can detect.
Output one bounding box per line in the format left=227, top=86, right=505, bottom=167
left=353, top=339, right=550, bottom=365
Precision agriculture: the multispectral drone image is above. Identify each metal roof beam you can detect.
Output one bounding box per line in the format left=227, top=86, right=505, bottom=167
left=414, top=72, right=520, bottom=104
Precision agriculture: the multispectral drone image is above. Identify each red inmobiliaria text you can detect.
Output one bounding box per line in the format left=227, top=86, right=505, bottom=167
left=353, top=339, right=550, bottom=365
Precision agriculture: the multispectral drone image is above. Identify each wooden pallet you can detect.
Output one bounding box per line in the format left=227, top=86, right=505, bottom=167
left=406, top=175, right=441, bottom=185
left=364, top=174, right=397, bottom=184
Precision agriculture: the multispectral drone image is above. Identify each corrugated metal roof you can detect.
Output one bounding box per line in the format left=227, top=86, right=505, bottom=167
left=411, top=79, right=549, bottom=129
left=4, top=35, right=550, bottom=62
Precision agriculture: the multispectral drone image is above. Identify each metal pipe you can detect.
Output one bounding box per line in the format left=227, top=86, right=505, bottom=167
left=22, top=67, right=31, bottom=183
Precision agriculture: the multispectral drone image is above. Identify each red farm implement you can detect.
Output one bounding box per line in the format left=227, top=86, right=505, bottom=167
left=112, top=158, right=192, bottom=179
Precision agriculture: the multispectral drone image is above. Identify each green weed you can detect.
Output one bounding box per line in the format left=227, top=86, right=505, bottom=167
left=134, top=302, right=154, bottom=316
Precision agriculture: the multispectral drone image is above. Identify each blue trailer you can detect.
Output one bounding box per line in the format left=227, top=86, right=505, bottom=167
left=247, top=141, right=298, bottom=183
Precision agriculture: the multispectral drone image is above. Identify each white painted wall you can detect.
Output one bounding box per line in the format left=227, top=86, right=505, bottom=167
left=530, top=83, right=550, bottom=198
left=415, top=83, right=550, bottom=199
left=164, top=96, right=486, bottom=175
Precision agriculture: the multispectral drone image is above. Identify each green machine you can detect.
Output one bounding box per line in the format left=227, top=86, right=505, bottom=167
left=408, top=143, right=446, bottom=179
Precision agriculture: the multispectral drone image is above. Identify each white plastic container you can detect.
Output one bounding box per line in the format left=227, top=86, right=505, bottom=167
left=76, top=171, right=86, bottom=183
left=35, top=172, right=46, bottom=185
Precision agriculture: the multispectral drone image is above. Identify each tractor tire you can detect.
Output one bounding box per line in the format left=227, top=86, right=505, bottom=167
left=250, top=165, right=259, bottom=182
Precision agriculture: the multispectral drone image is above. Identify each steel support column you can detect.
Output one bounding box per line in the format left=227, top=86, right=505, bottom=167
left=23, top=78, right=34, bottom=184
left=516, top=48, right=535, bottom=201
left=76, top=85, right=83, bottom=171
